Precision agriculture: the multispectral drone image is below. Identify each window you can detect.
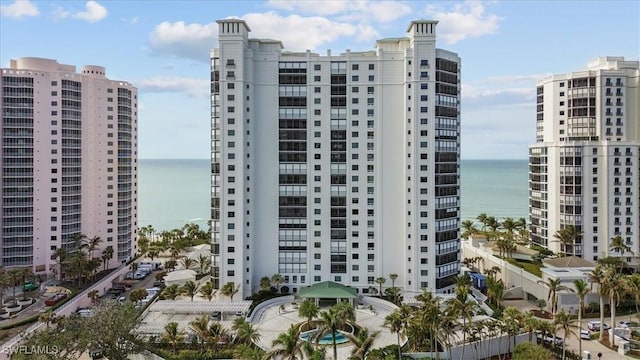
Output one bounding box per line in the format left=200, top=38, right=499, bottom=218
left=352, top=75, right=359, bottom=81
left=352, top=64, right=359, bottom=70
left=314, top=76, right=321, bottom=82
left=368, top=75, right=374, bottom=81
left=314, top=64, right=321, bottom=70
left=369, top=64, right=374, bottom=70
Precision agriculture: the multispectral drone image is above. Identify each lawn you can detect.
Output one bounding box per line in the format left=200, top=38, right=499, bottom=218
left=504, top=258, right=543, bottom=277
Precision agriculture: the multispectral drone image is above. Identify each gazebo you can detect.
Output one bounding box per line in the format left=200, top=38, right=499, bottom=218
left=298, top=281, right=358, bottom=307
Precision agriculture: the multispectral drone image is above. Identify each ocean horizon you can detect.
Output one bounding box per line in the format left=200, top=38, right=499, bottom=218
left=139, top=158, right=529, bottom=231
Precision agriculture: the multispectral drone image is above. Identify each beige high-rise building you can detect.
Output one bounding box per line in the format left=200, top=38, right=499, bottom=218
left=0, top=57, right=138, bottom=278
left=529, top=57, right=640, bottom=268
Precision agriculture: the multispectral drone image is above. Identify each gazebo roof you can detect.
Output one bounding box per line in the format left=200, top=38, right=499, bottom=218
left=298, top=281, right=358, bottom=299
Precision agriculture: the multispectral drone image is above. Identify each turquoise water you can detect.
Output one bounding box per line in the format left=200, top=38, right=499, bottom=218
left=138, top=159, right=210, bottom=231
left=138, top=159, right=529, bottom=231
left=300, top=330, right=349, bottom=345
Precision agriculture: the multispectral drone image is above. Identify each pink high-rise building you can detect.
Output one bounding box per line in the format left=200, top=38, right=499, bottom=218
left=1, top=57, right=138, bottom=278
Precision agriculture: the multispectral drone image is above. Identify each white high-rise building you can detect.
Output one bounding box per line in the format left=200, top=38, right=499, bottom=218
left=0, top=57, right=138, bottom=277
left=211, top=19, right=461, bottom=298
left=529, top=57, right=640, bottom=268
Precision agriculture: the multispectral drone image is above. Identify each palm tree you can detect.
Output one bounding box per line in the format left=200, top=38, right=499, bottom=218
left=85, top=235, right=102, bottom=260
left=502, top=306, right=522, bottom=355
left=389, top=273, right=399, bottom=303
left=603, top=269, right=627, bottom=348
left=298, top=299, right=319, bottom=331
left=189, top=315, right=210, bottom=352
left=162, top=321, right=185, bottom=354
left=302, top=341, right=326, bottom=360
left=162, top=284, right=181, bottom=300
left=209, top=321, right=231, bottom=348
left=609, top=234, right=633, bottom=256
left=384, top=310, right=404, bottom=360
left=265, top=325, right=304, bottom=360
left=221, top=282, right=240, bottom=301
left=345, top=328, right=380, bottom=360
left=553, top=225, right=581, bottom=256
left=476, top=213, right=489, bottom=231
left=314, top=302, right=355, bottom=360
left=571, top=278, right=590, bottom=356
left=554, top=309, right=577, bottom=360
left=628, top=273, right=640, bottom=314
left=130, top=288, right=148, bottom=303
left=199, top=280, right=216, bottom=301
left=486, top=277, right=505, bottom=309
left=39, top=311, right=60, bottom=329
left=100, top=246, right=114, bottom=271
left=446, top=282, right=478, bottom=360
left=234, top=321, right=261, bottom=345
left=374, top=277, right=386, bottom=297
left=180, top=257, right=196, bottom=270
left=181, top=280, right=198, bottom=301
left=196, top=253, right=211, bottom=274
left=87, top=289, right=100, bottom=305
left=537, top=278, right=569, bottom=317
left=271, top=274, right=285, bottom=293
left=589, top=266, right=607, bottom=342
left=259, top=276, right=272, bottom=292
left=7, top=268, right=21, bottom=305
left=52, top=247, right=69, bottom=281
left=234, top=343, right=264, bottom=360
left=0, top=269, right=9, bottom=306
left=461, top=220, right=477, bottom=239
left=522, top=312, right=539, bottom=343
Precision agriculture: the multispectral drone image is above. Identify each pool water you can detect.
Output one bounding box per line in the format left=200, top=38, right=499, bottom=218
left=300, top=330, right=349, bottom=345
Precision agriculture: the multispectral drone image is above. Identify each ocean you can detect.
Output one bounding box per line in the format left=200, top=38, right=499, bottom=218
left=138, top=159, right=529, bottom=231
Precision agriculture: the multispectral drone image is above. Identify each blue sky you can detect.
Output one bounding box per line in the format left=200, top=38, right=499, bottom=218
left=1, top=0, right=638, bottom=159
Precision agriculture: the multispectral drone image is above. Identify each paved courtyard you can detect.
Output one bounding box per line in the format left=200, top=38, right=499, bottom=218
left=253, top=297, right=400, bottom=359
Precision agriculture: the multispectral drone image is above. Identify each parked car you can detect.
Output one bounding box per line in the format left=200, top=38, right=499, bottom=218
left=619, top=320, right=632, bottom=329
left=45, top=293, right=67, bottom=306
left=580, top=330, right=591, bottom=340
left=152, top=280, right=166, bottom=288
left=23, top=281, right=38, bottom=292
left=210, top=311, right=222, bottom=321
left=107, top=285, right=126, bottom=296
left=75, top=308, right=94, bottom=317
left=587, top=321, right=611, bottom=331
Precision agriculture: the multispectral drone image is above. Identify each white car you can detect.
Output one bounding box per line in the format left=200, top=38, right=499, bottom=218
left=587, top=321, right=611, bottom=331
left=580, top=330, right=591, bottom=340
left=619, top=320, right=632, bottom=329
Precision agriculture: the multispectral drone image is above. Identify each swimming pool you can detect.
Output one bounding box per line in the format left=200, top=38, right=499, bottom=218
left=300, top=330, right=349, bottom=345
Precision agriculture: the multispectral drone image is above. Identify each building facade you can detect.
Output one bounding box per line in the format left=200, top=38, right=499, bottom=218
left=1, top=57, right=138, bottom=277
left=529, top=57, right=640, bottom=268
left=211, top=20, right=461, bottom=298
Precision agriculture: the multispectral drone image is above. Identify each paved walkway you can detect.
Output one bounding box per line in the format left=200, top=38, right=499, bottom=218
left=253, top=300, right=398, bottom=359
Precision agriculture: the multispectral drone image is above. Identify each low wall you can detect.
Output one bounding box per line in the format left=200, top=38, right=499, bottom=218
left=406, top=333, right=528, bottom=360
left=248, top=295, right=294, bottom=323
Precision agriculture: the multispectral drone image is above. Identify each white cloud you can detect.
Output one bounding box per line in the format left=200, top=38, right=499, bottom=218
left=136, top=77, right=209, bottom=98
left=121, top=16, right=138, bottom=25
left=266, top=0, right=412, bottom=23
left=52, top=5, right=69, bottom=20
left=484, top=73, right=552, bottom=83
left=72, top=1, right=107, bottom=23
left=243, top=12, right=378, bottom=51
left=148, top=21, right=218, bottom=62
left=1, top=0, right=39, bottom=19
left=148, top=12, right=378, bottom=62
left=425, top=1, right=502, bottom=44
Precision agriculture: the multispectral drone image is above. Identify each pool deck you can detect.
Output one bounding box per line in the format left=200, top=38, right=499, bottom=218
left=254, top=301, right=398, bottom=359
